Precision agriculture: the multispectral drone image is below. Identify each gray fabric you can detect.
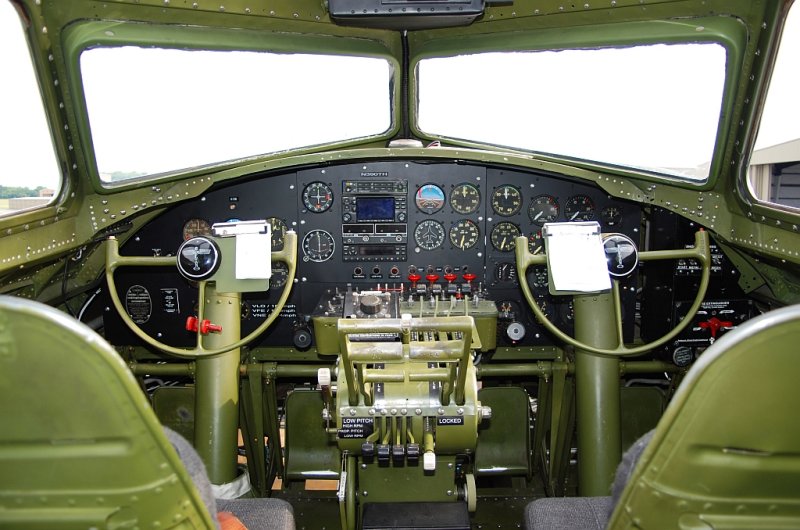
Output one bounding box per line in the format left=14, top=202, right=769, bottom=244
left=217, top=498, right=296, bottom=530
left=163, top=427, right=295, bottom=530
left=611, top=429, right=655, bottom=511
left=163, top=426, right=220, bottom=528
left=525, top=497, right=613, bottom=530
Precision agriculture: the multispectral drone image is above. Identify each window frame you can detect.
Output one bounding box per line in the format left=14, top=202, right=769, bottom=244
left=410, top=16, right=746, bottom=188
left=63, top=21, right=400, bottom=191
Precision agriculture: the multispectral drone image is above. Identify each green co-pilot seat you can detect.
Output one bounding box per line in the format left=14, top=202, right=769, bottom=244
left=526, top=304, right=800, bottom=529
left=0, top=295, right=293, bottom=530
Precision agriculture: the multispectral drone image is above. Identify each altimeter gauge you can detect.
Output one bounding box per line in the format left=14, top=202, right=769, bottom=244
left=491, top=185, right=522, bottom=216
left=450, top=183, right=481, bottom=214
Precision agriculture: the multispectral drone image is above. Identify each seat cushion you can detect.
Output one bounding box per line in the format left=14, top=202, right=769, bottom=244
left=217, top=498, right=296, bottom=530
left=524, top=497, right=613, bottom=530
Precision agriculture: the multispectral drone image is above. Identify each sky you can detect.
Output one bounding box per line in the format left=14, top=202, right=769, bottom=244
left=1, top=1, right=798, bottom=191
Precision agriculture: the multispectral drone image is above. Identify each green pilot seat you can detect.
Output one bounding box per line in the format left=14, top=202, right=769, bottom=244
left=526, top=303, right=800, bottom=529
left=0, top=295, right=293, bottom=530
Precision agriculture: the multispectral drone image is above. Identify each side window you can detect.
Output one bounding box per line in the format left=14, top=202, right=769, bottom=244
left=0, top=1, right=61, bottom=217
left=748, top=4, right=800, bottom=207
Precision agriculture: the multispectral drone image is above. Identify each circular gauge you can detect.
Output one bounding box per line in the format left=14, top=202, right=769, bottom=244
left=450, top=183, right=481, bottom=214
left=266, top=217, right=287, bottom=250
left=302, top=182, right=333, bottom=213
left=529, top=265, right=549, bottom=289
left=414, top=219, right=446, bottom=251
left=182, top=218, right=211, bottom=241
left=491, top=185, right=522, bottom=216
left=177, top=237, right=221, bottom=281
left=302, top=229, right=335, bottom=262
left=449, top=219, right=480, bottom=250
left=270, top=261, right=289, bottom=288
left=528, top=230, right=544, bottom=254
left=564, top=195, right=596, bottom=222
left=601, top=206, right=622, bottom=227
left=415, top=184, right=445, bottom=214
left=490, top=222, right=521, bottom=252
left=494, top=262, right=518, bottom=283
left=529, top=195, right=559, bottom=225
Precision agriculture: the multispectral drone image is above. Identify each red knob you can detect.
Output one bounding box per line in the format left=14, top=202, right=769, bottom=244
left=444, top=273, right=457, bottom=283
left=408, top=273, right=422, bottom=286
left=185, top=316, right=223, bottom=335
left=426, top=273, right=440, bottom=284
left=200, top=319, right=223, bottom=334
left=463, top=273, right=477, bottom=283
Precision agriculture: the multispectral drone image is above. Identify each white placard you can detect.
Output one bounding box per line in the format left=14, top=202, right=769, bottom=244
left=235, top=225, right=271, bottom=280
left=544, top=222, right=610, bottom=293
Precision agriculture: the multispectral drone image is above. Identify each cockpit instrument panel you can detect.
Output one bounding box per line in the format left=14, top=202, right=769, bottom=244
left=104, top=161, right=643, bottom=352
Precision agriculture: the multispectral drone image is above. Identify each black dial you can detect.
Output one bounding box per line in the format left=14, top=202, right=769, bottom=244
left=270, top=261, right=289, bottom=288
left=491, top=185, right=522, bottom=216
left=490, top=222, right=521, bottom=252
left=494, top=262, right=518, bottom=283
left=564, top=195, right=596, bottom=222
left=302, top=229, right=335, bottom=262
left=450, top=183, right=481, bottom=214
left=601, top=206, right=622, bottom=227
left=414, top=219, right=446, bottom=251
left=302, top=182, right=333, bottom=213
left=449, top=219, right=480, bottom=250
left=266, top=217, right=287, bottom=250
left=528, top=230, right=544, bottom=254
left=177, top=237, right=221, bottom=281
left=529, top=195, right=559, bottom=225
left=182, top=218, right=211, bottom=241
left=529, top=265, right=549, bottom=289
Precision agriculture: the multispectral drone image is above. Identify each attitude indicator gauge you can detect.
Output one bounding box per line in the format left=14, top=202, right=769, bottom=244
left=415, top=183, right=445, bottom=214
left=449, top=219, right=480, bottom=250
left=491, top=185, right=522, bottom=216
left=414, top=219, right=446, bottom=251
left=302, top=182, right=333, bottom=213
left=302, top=229, right=335, bottom=262
left=490, top=222, right=521, bottom=252
left=450, top=183, right=481, bottom=214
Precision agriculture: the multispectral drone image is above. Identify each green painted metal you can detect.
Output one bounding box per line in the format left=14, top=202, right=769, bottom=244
left=283, top=390, right=341, bottom=481
left=474, top=387, right=531, bottom=478
left=608, top=304, right=800, bottom=528
left=0, top=296, right=217, bottom=529
left=573, top=292, right=622, bottom=497
left=194, top=286, right=241, bottom=485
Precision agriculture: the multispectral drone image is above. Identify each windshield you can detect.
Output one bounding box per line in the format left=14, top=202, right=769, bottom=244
left=0, top=0, right=61, bottom=216
left=417, top=43, right=727, bottom=180
left=80, top=46, right=393, bottom=183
